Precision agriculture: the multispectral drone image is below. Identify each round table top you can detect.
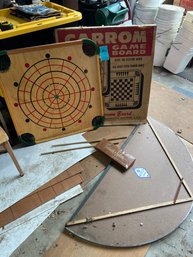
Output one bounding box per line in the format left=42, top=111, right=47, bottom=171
left=66, top=118, right=193, bottom=247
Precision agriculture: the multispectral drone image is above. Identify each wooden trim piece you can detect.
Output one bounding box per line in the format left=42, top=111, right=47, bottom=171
left=51, top=136, right=127, bottom=147
left=41, top=143, right=119, bottom=155
left=148, top=118, right=193, bottom=198
left=66, top=197, right=193, bottom=226
left=41, top=146, right=95, bottom=155
left=7, top=40, right=82, bottom=55
left=173, top=178, right=184, bottom=204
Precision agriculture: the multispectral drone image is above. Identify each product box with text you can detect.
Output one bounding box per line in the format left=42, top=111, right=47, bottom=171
left=55, top=25, right=156, bottom=124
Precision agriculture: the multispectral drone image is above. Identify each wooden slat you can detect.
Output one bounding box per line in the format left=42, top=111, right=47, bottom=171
left=67, top=197, right=193, bottom=226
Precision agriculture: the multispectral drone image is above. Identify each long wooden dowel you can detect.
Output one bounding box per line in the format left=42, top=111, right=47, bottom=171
left=51, top=136, right=127, bottom=147
left=66, top=197, right=193, bottom=226
left=173, top=178, right=184, bottom=204
left=41, top=143, right=119, bottom=156
left=41, top=145, right=95, bottom=156
left=148, top=118, right=193, bottom=198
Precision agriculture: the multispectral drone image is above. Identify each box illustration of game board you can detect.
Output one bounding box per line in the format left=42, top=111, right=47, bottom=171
left=55, top=25, right=156, bottom=124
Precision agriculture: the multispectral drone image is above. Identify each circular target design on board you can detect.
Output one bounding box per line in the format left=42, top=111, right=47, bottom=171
left=15, top=57, right=94, bottom=130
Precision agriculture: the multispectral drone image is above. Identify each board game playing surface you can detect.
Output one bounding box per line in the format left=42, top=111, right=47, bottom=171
left=0, top=40, right=103, bottom=143
left=106, top=70, right=143, bottom=109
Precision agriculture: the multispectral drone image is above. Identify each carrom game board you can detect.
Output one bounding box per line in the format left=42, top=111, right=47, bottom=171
left=55, top=25, right=156, bottom=124
left=0, top=39, right=103, bottom=143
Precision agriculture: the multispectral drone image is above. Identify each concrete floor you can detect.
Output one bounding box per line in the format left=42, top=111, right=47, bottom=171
left=153, top=67, right=193, bottom=99
left=10, top=67, right=193, bottom=257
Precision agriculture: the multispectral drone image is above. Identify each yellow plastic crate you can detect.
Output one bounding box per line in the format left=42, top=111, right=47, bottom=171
left=0, top=2, right=82, bottom=40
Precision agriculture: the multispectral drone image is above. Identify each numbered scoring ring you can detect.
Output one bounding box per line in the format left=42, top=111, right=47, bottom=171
left=17, top=58, right=92, bottom=129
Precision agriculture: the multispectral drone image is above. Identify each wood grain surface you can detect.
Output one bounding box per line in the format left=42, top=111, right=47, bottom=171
left=149, top=81, right=193, bottom=144
left=0, top=40, right=103, bottom=143
left=44, top=232, right=149, bottom=257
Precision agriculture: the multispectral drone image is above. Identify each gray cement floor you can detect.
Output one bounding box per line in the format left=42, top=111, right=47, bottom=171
left=153, top=67, right=193, bottom=99
left=10, top=67, right=193, bottom=257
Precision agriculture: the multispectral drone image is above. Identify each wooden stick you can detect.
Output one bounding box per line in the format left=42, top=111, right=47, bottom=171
left=41, top=145, right=95, bottom=155
left=173, top=178, right=184, bottom=204
left=3, top=141, right=24, bottom=177
left=51, top=136, right=127, bottom=147
left=148, top=118, right=193, bottom=198
left=41, top=143, right=119, bottom=156
left=66, top=197, right=193, bottom=226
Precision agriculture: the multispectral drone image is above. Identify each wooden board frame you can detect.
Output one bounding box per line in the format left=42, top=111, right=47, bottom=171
left=0, top=40, right=103, bottom=143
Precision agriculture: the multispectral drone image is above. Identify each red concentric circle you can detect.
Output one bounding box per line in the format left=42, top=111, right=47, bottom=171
left=17, top=58, right=93, bottom=129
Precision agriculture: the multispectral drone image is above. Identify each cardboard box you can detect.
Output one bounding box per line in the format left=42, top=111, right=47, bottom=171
left=173, top=0, right=181, bottom=5
left=55, top=25, right=156, bottom=124
left=173, top=0, right=193, bottom=10
left=178, top=0, right=193, bottom=10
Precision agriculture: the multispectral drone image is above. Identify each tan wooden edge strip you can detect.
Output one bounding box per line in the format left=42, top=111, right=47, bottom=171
left=147, top=118, right=193, bottom=198
left=174, top=178, right=184, bottom=204
left=66, top=197, right=193, bottom=226
left=7, top=40, right=82, bottom=55
left=41, top=146, right=95, bottom=155
left=41, top=143, right=119, bottom=156
left=51, top=137, right=127, bottom=147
